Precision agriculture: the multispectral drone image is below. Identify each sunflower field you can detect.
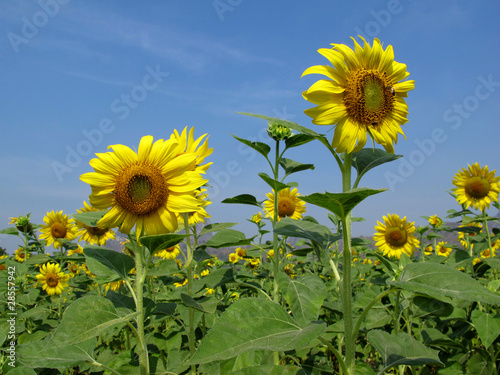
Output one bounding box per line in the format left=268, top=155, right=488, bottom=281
left=1, top=37, right=500, bottom=375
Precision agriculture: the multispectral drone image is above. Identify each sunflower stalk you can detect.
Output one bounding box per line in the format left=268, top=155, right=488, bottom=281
left=133, top=238, right=150, bottom=375
left=340, top=152, right=355, bottom=375
left=183, top=213, right=197, bottom=375
left=272, top=138, right=281, bottom=366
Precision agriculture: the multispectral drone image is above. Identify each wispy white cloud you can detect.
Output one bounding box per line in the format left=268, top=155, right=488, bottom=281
left=33, top=4, right=282, bottom=74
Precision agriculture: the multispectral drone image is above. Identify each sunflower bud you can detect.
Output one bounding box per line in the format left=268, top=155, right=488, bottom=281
left=267, top=122, right=291, bottom=141
left=16, top=215, right=33, bottom=234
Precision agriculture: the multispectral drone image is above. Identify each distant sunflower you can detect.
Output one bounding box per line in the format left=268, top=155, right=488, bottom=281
left=235, top=247, right=246, bottom=258
left=263, top=188, right=306, bottom=221
left=373, top=214, right=420, bottom=259
left=457, top=222, right=482, bottom=249
left=14, top=248, right=30, bottom=262
left=436, top=242, right=452, bottom=257
left=428, top=215, right=442, bottom=227
left=104, top=280, right=125, bottom=292
left=229, top=253, right=239, bottom=263
left=0, top=255, right=8, bottom=270
left=480, top=248, right=496, bottom=259
left=75, top=201, right=115, bottom=246
left=36, top=262, right=69, bottom=296
left=424, top=245, right=433, bottom=256
left=155, top=245, right=181, bottom=260
left=67, top=245, right=84, bottom=257
left=39, top=211, right=77, bottom=249
left=302, top=36, right=414, bottom=153
left=452, top=163, right=500, bottom=211
left=250, top=212, right=262, bottom=224
left=80, top=135, right=207, bottom=238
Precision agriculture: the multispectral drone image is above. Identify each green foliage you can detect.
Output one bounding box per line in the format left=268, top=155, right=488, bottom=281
left=390, top=262, right=500, bottom=305
left=367, top=330, right=442, bottom=372
left=302, top=188, right=386, bottom=218
left=189, top=298, right=326, bottom=364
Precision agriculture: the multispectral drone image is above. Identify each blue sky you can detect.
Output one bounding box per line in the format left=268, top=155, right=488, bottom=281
left=1, top=1, right=499, bottom=253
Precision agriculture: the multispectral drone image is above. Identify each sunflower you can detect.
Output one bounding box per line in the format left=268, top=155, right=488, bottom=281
left=302, top=37, right=414, bottom=154
left=14, top=248, right=30, bottom=262
left=250, top=212, right=262, bottom=224
left=436, top=242, right=452, bottom=257
left=9, top=215, right=33, bottom=234
left=235, top=247, right=246, bottom=258
left=246, top=258, right=260, bottom=270
left=39, top=210, right=78, bottom=249
left=428, top=215, right=442, bottom=227
left=155, top=245, right=181, bottom=260
left=75, top=201, right=115, bottom=246
left=174, top=278, right=188, bottom=288
left=171, top=126, right=213, bottom=174
left=177, top=189, right=211, bottom=226
left=452, top=163, right=500, bottom=212
left=373, top=214, right=420, bottom=259
left=36, top=262, right=69, bottom=296
left=229, top=253, right=239, bottom=263
left=104, top=280, right=125, bottom=292
left=80, top=135, right=207, bottom=238
left=457, top=222, right=482, bottom=249
left=263, top=188, right=306, bottom=221
left=68, top=245, right=84, bottom=257
left=0, top=255, right=8, bottom=271
left=424, top=245, right=433, bottom=256
left=480, top=248, right=497, bottom=259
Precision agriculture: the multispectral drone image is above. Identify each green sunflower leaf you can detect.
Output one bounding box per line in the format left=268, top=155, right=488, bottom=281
left=180, top=294, right=217, bottom=314
left=232, top=365, right=302, bottom=375
left=72, top=210, right=107, bottom=226
left=83, top=246, right=135, bottom=281
left=301, top=188, right=386, bottom=218
left=351, top=148, right=402, bottom=183
left=471, top=309, right=500, bottom=348
left=285, top=133, right=317, bottom=149
left=277, top=273, right=328, bottom=327
left=279, top=158, right=315, bottom=177
left=51, top=296, right=138, bottom=347
left=221, top=194, right=260, bottom=207
left=274, top=217, right=341, bottom=249
left=17, top=338, right=97, bottom=369
left=188, top=298, right=326, bottom=364
left=389, top=262, right=500, bottom=305
left=140, top=233, right=188, bottom=254
left=202, top=229, right=254, bottom=249
left=0, top=227, right=19, bottom=235
left=199, top=222, right=238, bottom=236
left=231, top=135, right=271, bottom=158
left=367, top=330, right=442, bottom=372
left=258, top=172, right=296, bottom=193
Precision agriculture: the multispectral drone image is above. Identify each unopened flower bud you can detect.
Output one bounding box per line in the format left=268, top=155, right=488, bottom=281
left=267, top=122, right=292, bottom=141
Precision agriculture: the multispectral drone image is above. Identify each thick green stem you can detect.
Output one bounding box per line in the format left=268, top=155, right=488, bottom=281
left=134, top=245, right=149, bottom=375
left=318, top=336, right=349, bottom=375
left=183, top=213, right=197, bottom=375
left=352, top=288, right=398, bottom=339
left=272, top=139, right=281, bottom=366
left=341, top=152, right=355, bottom=375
